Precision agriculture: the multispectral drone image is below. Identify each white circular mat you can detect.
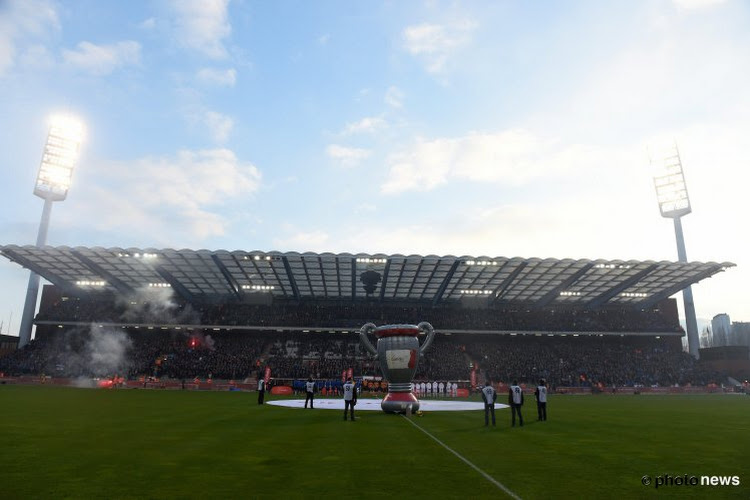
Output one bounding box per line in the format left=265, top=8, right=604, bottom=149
left=267, top=398, right=509, bottom=412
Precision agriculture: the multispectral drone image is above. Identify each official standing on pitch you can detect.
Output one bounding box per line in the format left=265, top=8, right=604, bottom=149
left=508, top=380, right=524, bottom=427
left=481, top=381, right=496, bottom=426
left=257, top=377, right=266, bottom=405
left=535, top=378, right=547, bottom=421
left=343, top=377, right=357, bottom=421
left=304, top=377, right=315, bottom=409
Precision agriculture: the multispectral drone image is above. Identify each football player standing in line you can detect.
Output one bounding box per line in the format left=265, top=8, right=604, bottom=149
left=481, top=380, right=496, bottom=427
left=508, top=380, right=524, bottom=427
left=535, top=379, right=547, bottom=421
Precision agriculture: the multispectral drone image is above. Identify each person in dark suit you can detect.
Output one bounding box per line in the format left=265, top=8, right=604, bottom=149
left=304, top=376, right=315, bottom=409
left=257, top=378, right=265, bottom=405
left=343, top=377, right=357, bottom=420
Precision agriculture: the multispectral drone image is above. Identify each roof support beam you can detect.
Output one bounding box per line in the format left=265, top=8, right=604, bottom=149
left=637, top=265, right=725, bottom=309
left=318, top=256, right=328, bottom=298
left=231, top=254, right=264, bottom=295
left=153, top=265, right=194, bottom=302
left=432, top=259, right=461, bottom=306
left=71, top=250, right=134, bottom=295
left=393, top=260, right=408, bottom=299
left=1, top=248, right=77, bottom=294
left=300, top=257, right=315, bottom=298
left=533, top=263, right=595, bottom=309
left=379, top=258, right=392, bottom=302
left=405, top=259, right=425, bottom=300
left=261, top=257, right=288, bottom=299
left=281, top=256, right=301, bottom=302
left=491, top=261, right=528, bottom=304
left=351, top=258, right=357, bottom=300
left=210, top=254, right=242, bottom=300
left=334, top=257, right=342, bottom=300
left=419, top=260, right=440, bottom=301
left=586, top=264, right=659, bottom=309
left=482, top=260, right=512, bottom=306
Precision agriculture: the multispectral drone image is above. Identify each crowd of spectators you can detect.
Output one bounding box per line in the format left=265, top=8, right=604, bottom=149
left=0, top=326, right=726, bottom=388
left=0, top=328, right=266, bottom=381
left=466, top=335, right=725, bottom=388
left=37, top=297, right=682, bottom=333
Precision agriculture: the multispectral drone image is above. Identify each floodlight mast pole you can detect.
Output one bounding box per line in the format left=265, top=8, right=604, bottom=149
left=673, top=216, right=700, bottom=359
left=17, top=116, right=83, bottom=349
left=17, top=199, right=54, bottom=348
left=652, top=144, right=700, bottom=359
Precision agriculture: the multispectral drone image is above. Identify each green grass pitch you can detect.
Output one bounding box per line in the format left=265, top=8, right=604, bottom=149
left=1, top=386, right=748, bottom=499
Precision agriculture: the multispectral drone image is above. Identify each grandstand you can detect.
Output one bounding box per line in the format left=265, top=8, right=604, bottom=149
left=0, top=245, right=738, bottom=388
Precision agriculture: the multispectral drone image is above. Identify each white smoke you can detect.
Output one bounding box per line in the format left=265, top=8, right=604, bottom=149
left=117, top=286, right=199, bottom=324
left=71, top=377, right=96, bottom=388
left=57, top=325, right=133, bottom=377
left=85, top=326, right=133, bottom=376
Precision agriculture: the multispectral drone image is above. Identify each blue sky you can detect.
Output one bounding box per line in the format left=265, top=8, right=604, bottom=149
left=1, top=0, right=748, bottom=337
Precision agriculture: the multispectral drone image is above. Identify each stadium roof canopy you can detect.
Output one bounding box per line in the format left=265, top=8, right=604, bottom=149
left=0, top=245, right=734, bottom=309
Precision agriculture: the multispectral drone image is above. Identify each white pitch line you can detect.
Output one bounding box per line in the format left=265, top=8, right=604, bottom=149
left=401, top=415, right=522, bottom=500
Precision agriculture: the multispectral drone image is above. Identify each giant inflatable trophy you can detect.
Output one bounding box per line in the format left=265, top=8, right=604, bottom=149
left=359, top=322, right=435, bottom=413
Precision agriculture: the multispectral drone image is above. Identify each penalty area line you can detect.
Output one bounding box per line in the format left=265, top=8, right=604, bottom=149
left=400, top=415, right=522, bottom=500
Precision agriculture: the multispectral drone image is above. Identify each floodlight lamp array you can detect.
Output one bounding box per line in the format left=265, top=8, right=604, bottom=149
left=118, top=252, right=157, bottom=259
left=651, top=146, right=691, bottom=218
left=460, top=289, right=492, bottom=295
left=465, top=260, right=498, bottom=266
left=356, top=258, right=387, bottom=264
left=34, top=114, right=85, bottom=201
left=595, top=264, right=631, bottom=270
left=242, top=284, right=274, bottom=291
left=245, top=255, right=272, bottom=261
left=76, top=280, right=106, bottom=287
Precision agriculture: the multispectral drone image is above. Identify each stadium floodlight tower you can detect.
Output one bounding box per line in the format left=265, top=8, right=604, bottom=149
left=651, top=144, right=699, bottom=359
left=17, top=115, right=85, bottom=348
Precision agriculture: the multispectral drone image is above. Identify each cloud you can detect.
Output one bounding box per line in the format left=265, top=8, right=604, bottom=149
left=63, top=149, right=261, bottom=243
left=18, top=44, right=54, bottom=70
left=272, top=227, right=330, bottom=251
left=0, top=0, right=59, bottom=76
left=318, top=33, right=331, bottom=45
left=196, top=67, right=236, bottom=86
left=385, top=86, right=404, bottom=108
left=342, top=116, right=387, bottom=135
left=672, top=0, right=726, bottom=10
left=204, top=111, right=234, bottom=143
left=555, top=7, right=749, bottom=144
left=139, top=17, right=156, bottom=30
left=326, top=144, right=371, bottom=167
left=170, top=0, right=231, bottom=59
left=402, top=20, right=476, bottom=73
left=62, top=41, right=141, bottom=75
left=381, top=129, right=574, bottom=194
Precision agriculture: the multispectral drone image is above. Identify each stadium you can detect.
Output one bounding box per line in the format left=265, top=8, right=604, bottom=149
left=3, top=2, right=750, bottom=499
left=1, top=245, right=748, bottom=498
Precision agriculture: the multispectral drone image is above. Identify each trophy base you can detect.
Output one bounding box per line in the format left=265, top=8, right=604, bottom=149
left=381, top=391, right=420, bottom=414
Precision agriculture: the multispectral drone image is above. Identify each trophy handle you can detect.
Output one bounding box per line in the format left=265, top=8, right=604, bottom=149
left=359, top=323, right=378, bottom=359
left=417, top=322, right=435, bottom=356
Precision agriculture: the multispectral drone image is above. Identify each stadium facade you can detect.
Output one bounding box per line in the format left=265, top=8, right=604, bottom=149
left=0, top=245, right=733, bottom=307
left=0, top=245, right=740, bottom=386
